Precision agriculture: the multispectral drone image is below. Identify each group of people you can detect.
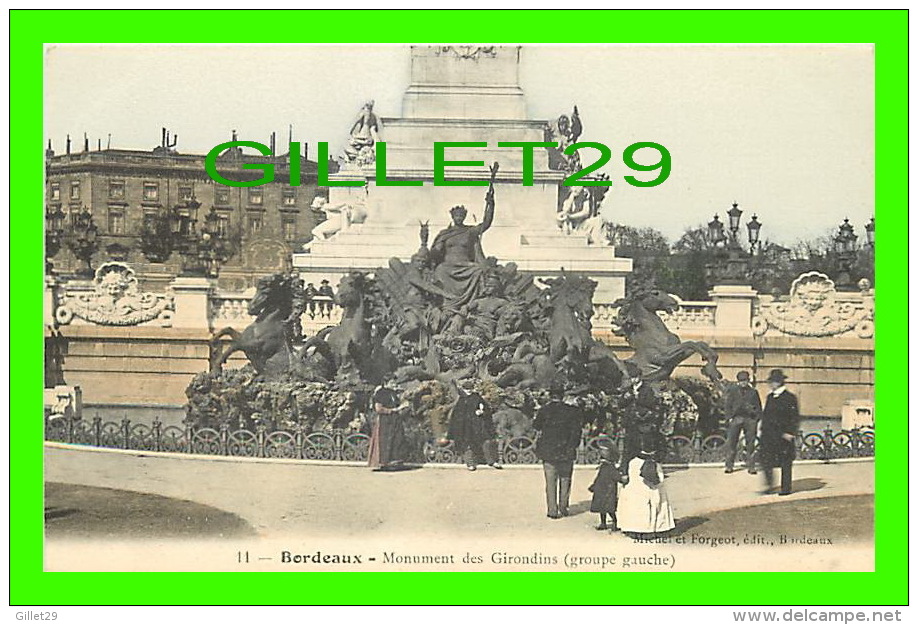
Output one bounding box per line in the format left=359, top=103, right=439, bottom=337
left=533, top=385, right=674, bottom=535
left=300, top=280, right=335, bottom=317
left=366, top=384, right=503, bottom=472
left=723, top=368, right=801, bottom=496
left=365, top=366, right=802, bottom=534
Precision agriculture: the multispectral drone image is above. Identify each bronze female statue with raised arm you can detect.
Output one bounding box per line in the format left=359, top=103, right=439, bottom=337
left=429, top=163, right=500, bottom=312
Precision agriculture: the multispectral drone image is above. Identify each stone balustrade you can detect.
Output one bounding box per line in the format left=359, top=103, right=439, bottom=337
left=43, top=266, right=875, bottom=424
left=209, top=292, right=342, bottom=334
left=45, top=265, right=875, bottom=342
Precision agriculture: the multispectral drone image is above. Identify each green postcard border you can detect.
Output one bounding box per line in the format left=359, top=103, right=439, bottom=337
left=11, top=9, right=907, bottom=606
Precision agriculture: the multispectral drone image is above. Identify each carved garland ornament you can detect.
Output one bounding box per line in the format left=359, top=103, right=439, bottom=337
left=435, top=46, right=497, bottom=61
left=751, top=271, right=873, bottom=338
left=55, top=262, right=174, bottom=326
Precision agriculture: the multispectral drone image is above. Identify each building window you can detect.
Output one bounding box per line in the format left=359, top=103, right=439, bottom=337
left=215, top=187, right=231, bottom=205
left=282, top=216, right=297, bottom=241
left=217, top=215, right=230, bottom=237
left=109, top=180, right=125, bottom=200
left=248, top=215, right=263, bottom=235
left=108, top=209, right=125, bottom=235
left=176, top=209, right=193, bottom=236
left=142, top=211, right=158, bottom=230
left=50, top=183, right=61, bottom=201
left=282, top=189, right=296, bottom=206
left=248, top=188, right=263, bottom=206
left=143, top=182, right=159, bottom=201
left=70, top=181, right=81, bottom=200
left=179, top=185, right=194, bottom=202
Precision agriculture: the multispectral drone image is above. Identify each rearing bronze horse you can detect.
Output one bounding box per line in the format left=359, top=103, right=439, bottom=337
left=210, top=273, right=297, bottom=376
left=613, top=289, right=722, bottom=385
left=300, top=271, right=389, bottom=382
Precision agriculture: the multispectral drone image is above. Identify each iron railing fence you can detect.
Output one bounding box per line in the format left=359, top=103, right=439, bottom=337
left=45, top=416, right=874, bottom=466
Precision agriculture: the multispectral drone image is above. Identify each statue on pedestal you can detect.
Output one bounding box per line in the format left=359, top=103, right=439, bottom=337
left=556, top=180, right=612, bottom=246
left=342, top=100, right=381, bottom=166
left=429, top=163, right=500, bottom=314
left=305, top=194, right=368, bottom=250
left=545, top=105, right=583, bottom=173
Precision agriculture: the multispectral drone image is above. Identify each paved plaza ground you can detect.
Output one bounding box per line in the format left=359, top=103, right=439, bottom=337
left=44, top=444, right=874, bottom=541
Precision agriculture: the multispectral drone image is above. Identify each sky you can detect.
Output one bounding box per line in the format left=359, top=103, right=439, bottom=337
left=44, top=44, right=874, bottom=245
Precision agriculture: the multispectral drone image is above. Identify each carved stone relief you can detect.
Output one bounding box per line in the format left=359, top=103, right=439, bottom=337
left=751, top=271, right=874, bottom=338
left=55, top=262, right=173, bottom=326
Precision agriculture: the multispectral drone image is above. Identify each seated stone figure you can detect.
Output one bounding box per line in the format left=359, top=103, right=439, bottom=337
left=304, top=196, right=367, bottom=249
left=429, top=182, right=496, bottom=314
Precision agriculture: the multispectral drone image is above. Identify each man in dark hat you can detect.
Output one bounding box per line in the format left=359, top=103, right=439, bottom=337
left=317, top=279, right=334, bottom=315
left=533, top=385, right=585, bottom=519
left=304, top=282, right=318, bottom=316
left=446, top=388, right=501, bottom=471
left=723, top=370, right=763, bottom=474
left=759, top=369, right=800, bottom=495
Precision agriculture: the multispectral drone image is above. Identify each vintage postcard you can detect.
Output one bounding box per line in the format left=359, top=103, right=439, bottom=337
left=42, top=43, right=875, bottom=573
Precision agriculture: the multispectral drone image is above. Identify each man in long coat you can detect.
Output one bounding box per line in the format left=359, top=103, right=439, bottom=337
left=723, top=370, right=763, bottom=474
left=759, top=369, right=800, bottom=495
left=533, top=387, right=585, bottom=518
left=447, top=390, right=501, bottom=471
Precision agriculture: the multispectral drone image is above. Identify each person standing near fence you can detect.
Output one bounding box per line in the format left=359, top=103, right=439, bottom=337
left=759, top=369, right=800, bottom=496
left=367, top=386, right=408, bottom=471
left=446, top=389, right=502, bottom=471
left=723, top=370, right=763, bottom=474
left=617, top=441, right=675, bottom=536
left=533, top=386, right=585, bottom=519
left=318, top=279, right=334, bottom=315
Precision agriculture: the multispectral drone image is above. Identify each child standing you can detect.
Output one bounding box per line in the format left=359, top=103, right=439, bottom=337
left=617, top=449, right=675, bottom=536
left=588, top=442, right=625, bottom=531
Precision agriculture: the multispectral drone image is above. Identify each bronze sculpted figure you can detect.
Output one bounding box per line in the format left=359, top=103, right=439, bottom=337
left=613, top=289, right=722, bottom=385
left=545, top=105, right=583, bottom=173
left=210, top=273, right=303, bottom=377
left=429, top=162, right=500, bottom=313
left=190, top=148, right=718, bottom=456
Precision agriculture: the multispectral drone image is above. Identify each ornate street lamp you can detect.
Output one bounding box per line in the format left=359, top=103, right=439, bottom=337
left=173, top=197, right=232, bottom=278
left=45, top=205, right=66, bottom=274
left=746, top=214, right=762, bottom=255
left=66, top=206, right=100, bottom=278
left=834, top=218, right=858, bottom=287
left=727, top=202, right=743, bottom=242
left=865, top=217, right=875, bottom=247
left=706, top=203, right=760, bottom=285
left=834, top=218, right=858, bottom=254
left=194, top=205, right=232, bottom=278
left=140, top=196, right=231, bottom=277
left=707, top=214, right=726, bottom=247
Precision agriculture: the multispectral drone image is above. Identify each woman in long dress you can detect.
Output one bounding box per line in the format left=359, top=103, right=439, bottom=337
left=617, top=451, right=675, bottom=535
left=367, top=387, right=407, bottom=471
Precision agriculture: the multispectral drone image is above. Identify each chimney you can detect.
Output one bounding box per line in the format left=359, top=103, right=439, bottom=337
left=66, top=134, right=71, bottom=155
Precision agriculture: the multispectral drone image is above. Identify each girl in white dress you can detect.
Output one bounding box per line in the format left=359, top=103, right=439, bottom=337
left=617, top=451, right=675, bottom=535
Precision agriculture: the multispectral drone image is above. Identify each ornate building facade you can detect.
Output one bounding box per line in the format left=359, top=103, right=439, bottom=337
left=45, top=136, right=322, bottom=292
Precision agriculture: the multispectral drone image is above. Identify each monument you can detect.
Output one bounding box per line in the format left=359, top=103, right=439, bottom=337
left=193, top=45, right=723, bottom=462
left=293, top=45, right=632, bottom=304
